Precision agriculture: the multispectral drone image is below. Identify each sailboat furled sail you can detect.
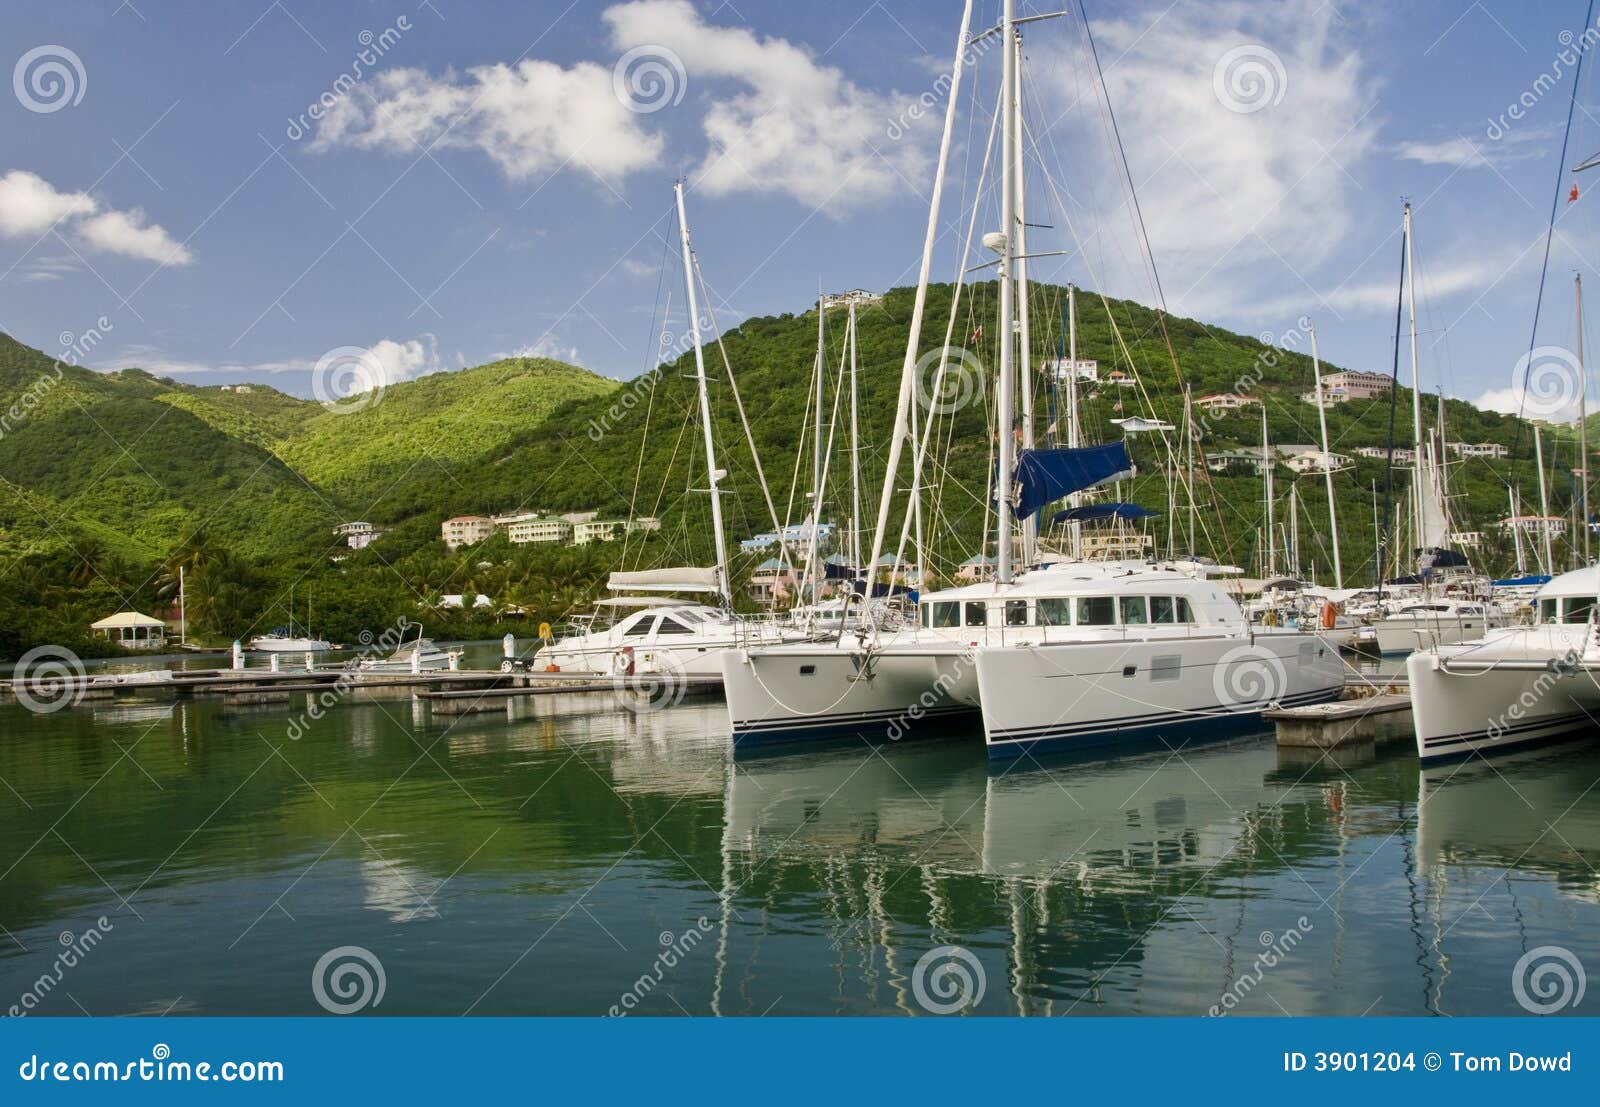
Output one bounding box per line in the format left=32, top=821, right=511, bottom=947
left=606, top=568, right=721, bottom=593
left=1005, top=441, right=1134, bottom=520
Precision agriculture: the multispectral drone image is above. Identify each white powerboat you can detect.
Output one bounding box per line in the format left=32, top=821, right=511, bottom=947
left=249, top=631, right=332, bottom=653
left=535, top=594, right=804, bottom=680
left=356, top=627, right=462, bottom=673
left=1407, top=565, right=1600, bottom=762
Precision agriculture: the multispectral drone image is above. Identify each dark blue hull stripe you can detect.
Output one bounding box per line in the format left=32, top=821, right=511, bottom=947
left=1418, top=709, right=1595, bottom=760
left=984, top=685, right=1342, bottom=745
left=731, top=703, right=978, bottom=746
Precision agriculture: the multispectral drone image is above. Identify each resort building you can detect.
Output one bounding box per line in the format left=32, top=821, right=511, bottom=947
left=334, top=521, right=381, bottom=550
left=1046, top=358, right=1098, bottom=383
left=1449, top=442, right=1510, bottom=460
left=1498, top=515, right=1569, bottom=537
left=1206, top=448, right=1272, bottom=473
left=496, top=513, right=573, bottom=545
left=955, top=554, right=997, bottom=582
left=821, top=289, right=881, bottom=308
left=1284, top=450, right=1351, bottom=474
left=739, top=519, right=837, bottom=552
left=91, top=611, right=167, bottom=650
left=572, top=517, right=660, bottom=545
left=441, top=515, right=494, bottom=550
left=1195, top=393, right=1254, bottom=413
left=747, top=558, right=799, bottom=605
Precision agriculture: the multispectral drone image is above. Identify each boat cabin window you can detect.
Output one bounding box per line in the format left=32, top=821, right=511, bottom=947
left=931, top=601, right=960, bottom=628
left=1005, top=599, right=1029, bottom=627
left=654, top=616, right=694, bottom=635
left=964, top=601, right=988, bottom=627
left=621, top=614, right=654, bottom=637
left=1037, top=597, right=1072, bottom=626
left=1177, top=598, right=1196, bottom=623
left=1076, top=596, right=1116, bottom=626
left=1563, top=597, right=1595, bottom=624
left=1540, top=598, right=1559, bottom=623
left=1151, top=596, right=1177, bottom=623
left=1120, top=596, right=1149, bottom=625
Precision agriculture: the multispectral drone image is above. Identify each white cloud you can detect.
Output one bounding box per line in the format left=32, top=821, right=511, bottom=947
left=78, top=209, right=193, bottom=266
left=309, top=59, right=663, bottom=183
left=0, top=170, right=96, bottom=236
left=504, top=334, right=584, bottom=366
left=1395, top=125, right=1553, bottom=170
left=1475, top=385, right=1581, bottom=425
left=368, top=334, right=446, bottom=383
left=619, top=256, right=655, bottom=278
left=603, top=0, right=924, bottom=210
left=1035, top=1, right=1378, bottom=317
left=0, top=169, right=191, bottom=265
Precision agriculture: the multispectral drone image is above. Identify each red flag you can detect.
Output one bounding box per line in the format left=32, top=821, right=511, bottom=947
left=1571, top=184, right=1580, bottom=203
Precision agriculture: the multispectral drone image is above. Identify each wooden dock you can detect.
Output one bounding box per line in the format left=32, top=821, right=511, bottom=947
left=1266, top=687, right=1413, bottom=750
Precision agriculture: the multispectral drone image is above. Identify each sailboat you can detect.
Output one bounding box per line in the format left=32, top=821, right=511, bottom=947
left=249, top=586, right=332, bottom=652
left=532, top=184, right=806, bottom=680
left=1372, top=203, right=1510, bottom=655
left=722, top=1, right=1345, bottom=755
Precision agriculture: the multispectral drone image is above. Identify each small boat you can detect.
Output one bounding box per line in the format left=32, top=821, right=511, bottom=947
left=1371, top=597, right=1510, bottom=656
left=355, top=628, right=462, bottom=673
left=249, top=630, right=333, bottom=653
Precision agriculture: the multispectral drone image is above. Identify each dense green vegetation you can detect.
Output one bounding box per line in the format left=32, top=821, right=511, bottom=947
left=0, top=282, right=1585, bottom=659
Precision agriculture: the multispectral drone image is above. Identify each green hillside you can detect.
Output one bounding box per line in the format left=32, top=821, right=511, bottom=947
left=0, top=284, right=1582, bottom=658
left=277, top=356, right=620, bottom=500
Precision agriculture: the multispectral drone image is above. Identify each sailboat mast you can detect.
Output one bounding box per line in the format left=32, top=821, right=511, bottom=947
left=848, top=301, right=863, bottom=572
left=674, top=181, right=730, bottom=607
left=1404, top=202, right=1425, bottom=567
left=810, top=292, right=826, bottom=606
left=1535, top=423, right=1555, bottom=574
left=1012, top=28, right=1035, bottom=570
left=179, top=564, right=186, bottom=645
left=1309, top=325, right=1342, bottom=588
left=1577, top=273, right=1591, bottom=565
left=1510, top=486, right=1527, bottom=575
left=994, top=0, right=1019, bottom=586
left=1067, top=282, right=1082, bottom=560
left=1262, top=403, right=1275, bottom=577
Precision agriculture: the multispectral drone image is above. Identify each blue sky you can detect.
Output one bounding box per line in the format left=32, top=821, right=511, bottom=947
left=4, top=0, right=1600, bottom=419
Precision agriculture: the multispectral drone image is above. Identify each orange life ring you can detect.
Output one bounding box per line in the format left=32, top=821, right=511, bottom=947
left=1320, top=601, right=1337, bottom=630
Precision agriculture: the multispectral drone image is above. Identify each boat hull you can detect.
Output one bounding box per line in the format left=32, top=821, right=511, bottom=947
left=721, top=642, right=980, bottom=748
left=1407, top=633, right=1600, bottom=762
left=974, top=633, right=1346, bottom=759
left=1373, top=614, right=1504, bottom=656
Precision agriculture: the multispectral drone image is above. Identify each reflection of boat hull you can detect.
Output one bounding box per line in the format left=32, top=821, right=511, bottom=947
left=1408, top=630, right=1600, bottom=761
left=974, top=633, right=1344, bottom=759
left=721, top=642, right=979, bottom=748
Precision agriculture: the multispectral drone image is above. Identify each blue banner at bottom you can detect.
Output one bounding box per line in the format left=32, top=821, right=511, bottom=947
left=2, top=1018, right=1596, bottom=1101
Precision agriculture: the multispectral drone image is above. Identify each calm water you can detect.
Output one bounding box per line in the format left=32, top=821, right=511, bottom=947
left=2, top=677, right=1598, bottom=1017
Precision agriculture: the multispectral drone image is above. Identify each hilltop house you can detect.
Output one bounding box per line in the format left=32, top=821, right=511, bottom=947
left=441, top=515, right=494, bottom=550
left=1284, top=450, right=1352, bottom=474
left=1195, top=393, right=1254, bottom=413
left=1450, top=442, right=1510, bottom=460
left=334, top=521, right=381, bottom=550
left=1303, top=370, right=1393, bottom=407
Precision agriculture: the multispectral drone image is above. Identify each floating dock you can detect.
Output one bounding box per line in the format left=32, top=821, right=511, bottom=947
left=1266, top=680, right=1413, bottom=751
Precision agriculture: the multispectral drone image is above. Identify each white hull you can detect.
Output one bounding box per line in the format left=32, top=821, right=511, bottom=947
left=1407, top=626, right=1600, bottom=761
left=721, top=635, right=979, bottom=747
left=250, top=636, right=332, bottom=653
left=1373, top=612, right=1507, bottom=656
left=974, top=631, right=1345, bottom=757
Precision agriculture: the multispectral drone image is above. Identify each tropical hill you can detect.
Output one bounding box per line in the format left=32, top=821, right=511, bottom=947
left=0, top=284, right=1578, bottom=657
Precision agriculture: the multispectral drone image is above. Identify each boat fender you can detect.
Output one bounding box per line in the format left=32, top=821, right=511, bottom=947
left=544, top=663, right=561, bottom=673
left=612, top=646, right=636, bottom=677
left=1320, top=601, right=1337, bottom=630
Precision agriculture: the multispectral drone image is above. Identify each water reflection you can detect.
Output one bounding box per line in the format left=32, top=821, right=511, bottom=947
left=0, top=694, right=1595, bottom=1016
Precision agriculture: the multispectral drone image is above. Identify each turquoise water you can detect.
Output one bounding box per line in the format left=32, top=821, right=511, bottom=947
left=1, top=677, right=1597, bottom=1016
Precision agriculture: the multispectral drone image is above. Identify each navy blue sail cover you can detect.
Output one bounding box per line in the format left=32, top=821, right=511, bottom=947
left=1007, top=442, right=1134, bottom=520
left=1049, top=502, right=1156, bottom=525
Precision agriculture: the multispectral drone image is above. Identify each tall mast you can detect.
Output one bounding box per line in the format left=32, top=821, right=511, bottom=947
left=1535, top=423, right=1555, bottom=574
left=994, top=0, right=1018, bottom=585
left=1067, top=282, right=1082, bottom=560
left=1510, top=486, right=1527, bottom=575
left=1012, top=27, right=1035, bottom=570
left=848, top=301, right=863, bottom=572
left=862, top=0, right=973, bottom=610
left=1404, top=202, right=1425, bottom=568
left=675, top=181, right=730, bottom=606
left=1262, top=403, right=1275, bottom=577
left=1578, top=273, right=1591, bottom=565
left=1309, top=325, right=1342, bottom=588
left=810, top=292, right=825, bottom=606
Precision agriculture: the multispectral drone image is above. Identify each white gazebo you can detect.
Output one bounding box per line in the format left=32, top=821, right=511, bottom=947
left=91, top=611, right=167, bottom=650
